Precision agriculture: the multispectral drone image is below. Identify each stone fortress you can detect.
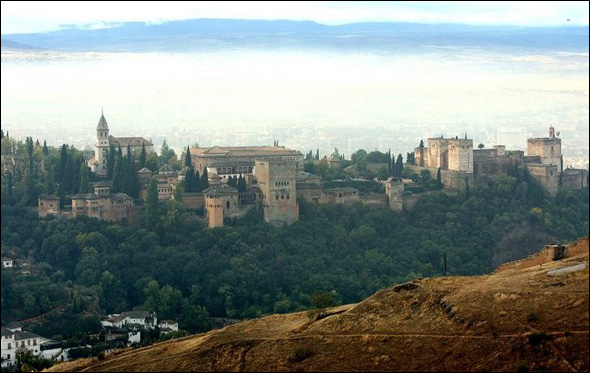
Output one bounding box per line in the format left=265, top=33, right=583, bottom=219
left=38, top=114, right=588, bottom=228
left=412, top=126, right=587, bottom=195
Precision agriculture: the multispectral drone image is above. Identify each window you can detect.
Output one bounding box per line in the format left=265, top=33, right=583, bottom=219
left=226, top=201, right=230, bottom=209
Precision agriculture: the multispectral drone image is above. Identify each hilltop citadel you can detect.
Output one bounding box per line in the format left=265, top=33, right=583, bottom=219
left=31, top=113, right=589, bottom=228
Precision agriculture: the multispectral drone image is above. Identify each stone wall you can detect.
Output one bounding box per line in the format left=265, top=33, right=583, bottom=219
left=526, top=163, right=558, bottom=195
left=562, top=168, right=588, bottom=190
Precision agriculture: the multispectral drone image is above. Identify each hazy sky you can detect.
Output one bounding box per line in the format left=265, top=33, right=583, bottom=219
left=1, top=1, right=588, bottom=34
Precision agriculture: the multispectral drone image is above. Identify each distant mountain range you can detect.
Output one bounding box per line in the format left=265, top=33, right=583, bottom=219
left=0, top=38, right=44, bottom=51
left=1, top=19, right=588, bottom=53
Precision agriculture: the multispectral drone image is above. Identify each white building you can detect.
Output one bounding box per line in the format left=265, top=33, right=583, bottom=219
left=158, top=320, right=179, bottom=334
left=1, top=258, right=13, bottom=268
left=87, top=111, right=153, bottom=177
left=1, top=325, right=47, bottom=368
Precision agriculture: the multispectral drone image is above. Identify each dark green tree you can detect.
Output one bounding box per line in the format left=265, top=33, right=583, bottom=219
left=437, top=168, right=442, bottom=188
left=42, top=140, right=49, bottom=155
left=201, top=167, right=209, bottom=190
left=139, top=142, right=147, bottom=169
left=419, top=139, right=424, bottom=148
left=185, top=167, right=194, bottom=193
left=184, top=145, right=192, bottom=168
left=237, top=175, right=247, bottom=192
left=395, top=154, right=403, bottom=178
left=145, top=178, right=159, bottom=229
left=316, top=149, right=320, bottom=160
left=79, top=162, right=91, bottom=193
left=106, top=143, right=116, bottom=179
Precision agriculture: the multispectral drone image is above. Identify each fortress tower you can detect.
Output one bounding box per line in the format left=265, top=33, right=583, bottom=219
left=527, top=126, right=562, bottom=173
left=256, top=157, right=299, bottom=227
left=447, top=138, right=473, bottom=173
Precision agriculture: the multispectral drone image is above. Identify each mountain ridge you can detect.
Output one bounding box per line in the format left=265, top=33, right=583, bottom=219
left=2, top=19, right=588, bottom=53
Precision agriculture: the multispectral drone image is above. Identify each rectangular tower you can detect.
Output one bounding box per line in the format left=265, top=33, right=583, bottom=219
left=448, top=139, right=473, bottom=173
left=527, top=127, right=562, bottom=173
left=256, top=157, right=299, bottom=227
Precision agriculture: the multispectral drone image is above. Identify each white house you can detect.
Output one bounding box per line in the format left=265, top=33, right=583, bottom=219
left=127, top=331, right=141, bottom=345
left=1, top=258, right=13, bottom=268
left=158, top=320, right=179, bottom=334
left=1, top=326, right=46, bottom=368
left=101, top=314, right=127, bottom=329
left=122, top=311, right=157, bottom=329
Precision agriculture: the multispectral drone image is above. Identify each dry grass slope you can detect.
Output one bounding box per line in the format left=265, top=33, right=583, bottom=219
left=48, top=238, right=589, bottom=372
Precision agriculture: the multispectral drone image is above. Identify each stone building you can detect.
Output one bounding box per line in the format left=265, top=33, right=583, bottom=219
left=203, top=184, right=238, bottom=228
left=413, top=136, right=474, bottom=191
left=562, top=168, right=588, bottom=190
left=527, top=126, right=562, bottom=173
left=71, top=184, right=134, bottom=222
left=524, top=127, right=562, bottom=195
left=186, top=146, right=303, bottom=178
left=38, top=194, right=61, bottom=218
left=87, top=111, right=153, bottom=176
left=256, top=157, right=299, bottom=227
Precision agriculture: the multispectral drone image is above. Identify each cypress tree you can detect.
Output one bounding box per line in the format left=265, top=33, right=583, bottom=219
left=62, top=156, right=74, bottom=193
left=72, top=157, right=82, bottom=194
left=42, top=140, right=49, bottom=155
left=112, top=152, right=124, bottom=192
left=395, top=154, right=403, bottom=178
left=145, top=178, right=159, bottom=230
left=194, top=170, right=201, bottom=192
left=58, top=144, right=68, bottom=182
left=185, top=167, right=194, bottom=193
left=140, top=142, right=147, bottom=169
left=79, top=162, right=91, bottom=193
left=184, top=145, right=192, bottom=168
left=316, top=149, right=320, bottom=160
left=6, top=170, right=13, bottom=200
left=201, top=168, right=209, bottom=190
left=107, top=143, right=116, bottom=179
left=437, top=168, right=442, bottom=189
left=238, top=175, right=247, bottom=192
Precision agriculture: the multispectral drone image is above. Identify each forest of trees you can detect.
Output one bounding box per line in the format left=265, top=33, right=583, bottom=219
left=2, top=156, right=588, bottom=338
left=1, top=133, right=588, bottom=340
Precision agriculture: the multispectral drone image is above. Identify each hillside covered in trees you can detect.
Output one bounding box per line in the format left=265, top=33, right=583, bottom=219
left=1, top=133, right=588, bottom=341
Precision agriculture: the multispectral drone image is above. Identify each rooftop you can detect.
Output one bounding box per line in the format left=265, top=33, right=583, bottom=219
left=190, top=146, right=302, bottom=158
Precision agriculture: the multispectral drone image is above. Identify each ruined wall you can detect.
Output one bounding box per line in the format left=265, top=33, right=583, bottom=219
left=385, top=180, right=404, bottom=211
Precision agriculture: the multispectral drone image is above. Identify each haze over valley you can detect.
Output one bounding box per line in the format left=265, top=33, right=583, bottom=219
left=2, top=19, right=588, bottom=167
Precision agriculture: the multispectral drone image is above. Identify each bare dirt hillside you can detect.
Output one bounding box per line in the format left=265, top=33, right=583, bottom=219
left=49, top=239, right=589, bottom=372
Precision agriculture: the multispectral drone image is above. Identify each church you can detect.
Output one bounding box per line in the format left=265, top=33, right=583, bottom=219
left=87, top=111, right=153, bottom=177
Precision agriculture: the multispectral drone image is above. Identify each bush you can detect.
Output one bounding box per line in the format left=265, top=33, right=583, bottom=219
left=290, top=347, right=313, bottom=362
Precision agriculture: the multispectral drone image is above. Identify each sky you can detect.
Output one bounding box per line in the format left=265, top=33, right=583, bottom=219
left=1, top=1, right=588, bottom=34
